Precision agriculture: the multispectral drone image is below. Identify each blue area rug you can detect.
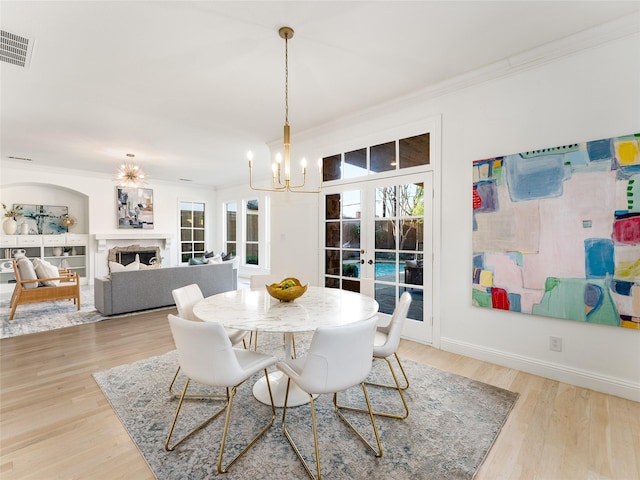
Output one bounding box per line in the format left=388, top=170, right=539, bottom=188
left=94, top=335, right=518, bottom=479
left=0, top=286, right=104, bottom=338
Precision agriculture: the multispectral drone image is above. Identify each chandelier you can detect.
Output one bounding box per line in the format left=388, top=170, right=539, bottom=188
left=115, top=153, right=146, bottom=188
left=248, top=26, right=322, bottom=193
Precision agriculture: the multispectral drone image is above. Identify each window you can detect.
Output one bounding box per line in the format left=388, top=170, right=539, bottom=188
left=245, top=199, right=259, bottom=265
left=180, top=201, right=205, bottom=263
left=224, top=202, right=237, bottom=256
left=322, top=132, right=430, bottom=182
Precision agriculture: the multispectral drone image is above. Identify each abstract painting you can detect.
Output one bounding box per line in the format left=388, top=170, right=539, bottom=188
left=117, top=187, right=153, bottom=229
left=16, top=204, right=68, bottom=234
left=472, top=133, right=640, bottom=329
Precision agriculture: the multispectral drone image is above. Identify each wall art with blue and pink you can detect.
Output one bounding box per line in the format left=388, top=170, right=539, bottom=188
left=472, top=133, right=640, bottom=329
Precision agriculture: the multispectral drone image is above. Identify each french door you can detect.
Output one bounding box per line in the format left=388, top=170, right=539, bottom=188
left=321, top=172, right=433, bottom=344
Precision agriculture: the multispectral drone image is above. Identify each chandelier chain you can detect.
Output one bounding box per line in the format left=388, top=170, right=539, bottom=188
left=284, top=32, right=289, bottom=126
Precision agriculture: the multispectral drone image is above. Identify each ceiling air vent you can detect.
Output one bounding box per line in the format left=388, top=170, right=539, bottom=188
left=1, top=30, right=33, bottom=68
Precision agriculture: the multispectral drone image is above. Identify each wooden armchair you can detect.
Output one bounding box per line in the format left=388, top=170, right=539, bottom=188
left=9, top=260, right=81, bottom=320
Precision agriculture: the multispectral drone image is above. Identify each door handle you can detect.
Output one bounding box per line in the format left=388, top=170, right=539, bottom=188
left=360, top=259, right=365, bottom=264
left=368, top=259, right=374, bottom=265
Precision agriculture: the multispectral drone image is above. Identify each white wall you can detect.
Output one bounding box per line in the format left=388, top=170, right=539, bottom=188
left=0, top=165, right=218, bottom=278
left=220, top=32, right=640, bottom=400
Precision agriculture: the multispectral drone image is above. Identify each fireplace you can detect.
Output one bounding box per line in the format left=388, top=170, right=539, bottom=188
left=108, top=245, right=161, bottom=266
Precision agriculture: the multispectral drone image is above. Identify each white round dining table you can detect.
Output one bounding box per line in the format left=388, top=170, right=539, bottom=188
left=192, top=286, right=379, bottom=406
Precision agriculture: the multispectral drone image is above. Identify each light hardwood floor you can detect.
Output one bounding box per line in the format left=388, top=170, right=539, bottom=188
left=1, top=311, right=639, bottom=479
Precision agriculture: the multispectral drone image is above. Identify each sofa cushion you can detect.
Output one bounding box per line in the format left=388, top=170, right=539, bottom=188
left=16, top=258, right=38, bottom=289
left=33, top=258, right=61, bottom=286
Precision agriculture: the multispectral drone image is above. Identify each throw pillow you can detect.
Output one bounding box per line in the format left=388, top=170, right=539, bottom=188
left=207, top=255, right=223, bottom=264
left=188, top=256, right=205, bottom=265
left=204, top=251, right=214, bottom=258
left=222, top=252, right=235, bottom=261
left=140, top=262, right=161, bottom=269
left=33, top=258, right=61, bottom=286
left=109, top=259, right=140, bottom=273
left=16, top=258, right=38, bottom=290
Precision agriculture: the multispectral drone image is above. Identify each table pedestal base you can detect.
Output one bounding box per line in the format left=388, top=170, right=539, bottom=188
left=253, top=371, right=315, bottom=407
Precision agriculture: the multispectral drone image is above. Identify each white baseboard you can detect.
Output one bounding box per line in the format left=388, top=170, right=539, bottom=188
left=440, top=337, right=640, bottom=402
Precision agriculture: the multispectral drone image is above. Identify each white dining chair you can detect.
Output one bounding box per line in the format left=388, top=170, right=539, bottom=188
left=336, top=291, right=412, bottom=419
left=276, top=316, right=382, bottom=480
left=169, top=284, right=249, bottom=397
left=164, top=314, right=277, bottom=474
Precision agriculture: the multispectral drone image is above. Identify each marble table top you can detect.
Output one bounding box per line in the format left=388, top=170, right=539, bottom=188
left=193, top=286, right=379, bottom=333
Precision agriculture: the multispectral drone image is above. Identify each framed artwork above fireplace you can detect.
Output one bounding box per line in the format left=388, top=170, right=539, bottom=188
left=117, top=187, right=153, bottom=229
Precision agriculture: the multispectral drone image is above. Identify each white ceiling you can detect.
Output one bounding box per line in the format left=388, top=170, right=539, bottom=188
left=2, top=1, right=639, bottom=188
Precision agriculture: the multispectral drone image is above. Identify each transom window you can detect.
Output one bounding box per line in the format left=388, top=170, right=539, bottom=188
left=323, top=132, right=430, bottom=182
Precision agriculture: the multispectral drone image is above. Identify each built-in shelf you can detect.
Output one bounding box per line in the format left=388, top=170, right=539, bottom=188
left=93, top=233, right=173, bottom=252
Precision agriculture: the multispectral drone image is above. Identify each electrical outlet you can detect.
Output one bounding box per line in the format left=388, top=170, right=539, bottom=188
left=549, top=336, right=563, bottom=352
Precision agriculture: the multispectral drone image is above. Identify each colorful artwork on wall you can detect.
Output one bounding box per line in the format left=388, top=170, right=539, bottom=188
left=15, top=204, right=68, bottom=234
left=117, top=187, right=154, bottom=229
left=472, top=133, right=640, bottom=329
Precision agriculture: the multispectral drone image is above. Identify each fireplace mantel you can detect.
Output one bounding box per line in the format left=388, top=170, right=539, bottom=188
left=94, top=233, right=173, bottom=252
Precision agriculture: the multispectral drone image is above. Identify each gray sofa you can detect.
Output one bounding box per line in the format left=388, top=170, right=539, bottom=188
left=94, top=262, right=237, bottom=315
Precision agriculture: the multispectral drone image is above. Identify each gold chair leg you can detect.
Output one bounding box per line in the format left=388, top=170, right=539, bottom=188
left=167, top=369, right=276, bottom=475
left=334, top=383, right=382, bottom=457
left=335, top=355, right=410, bottom=419
left=164, top=379, right=229, bottom=451
left=281, top=378, right=321, bottom=479
left=169, top=366, right=228, bottom=400
left=218, top=368, right=277, bottom=473
left=282, top=379, right=382, bottom=480
left=367, top=353, right=409, bottom=391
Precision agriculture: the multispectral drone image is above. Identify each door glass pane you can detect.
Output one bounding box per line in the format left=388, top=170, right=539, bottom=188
left=375, top=252, right=396, bottom=282
left=342, top=220, right=360, bottom=248
left=370, top=141, right=396, bottom=173
left=406, top=288, right=424, bottom=322
left=375, top=220, right=395, bottom=250
left=323, top=154, right=341, bottom=182
left=342, top=190, right=361, bottom=218
left=397, top=182, right=424, bottom=216
left=342, top=250, right=360, bottom=278
left=180, top=229, right=192, bottom=241
left=399, top=133, right=429, bottom=168
left=342, top=279, right=360, bottom=293
left=325, top=277, right=340, bottom=289
left=325, top=250, right=340, bottom=276
left=344, top=148, right=367, bottom=179
left=375, top=283, right=396, bottom=315
left=401, top=253, right=423, bottom=286
left=325, top=194, right=341, bottom=220
left=194, top=230, right=204, bottom=242
left=325, top=222, right=340, bottom=248
left=375, top=186, right=396, bottom=217
left=399, top=219, right=420, bottom=250
left=226, top=242, right=236, bottom=256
